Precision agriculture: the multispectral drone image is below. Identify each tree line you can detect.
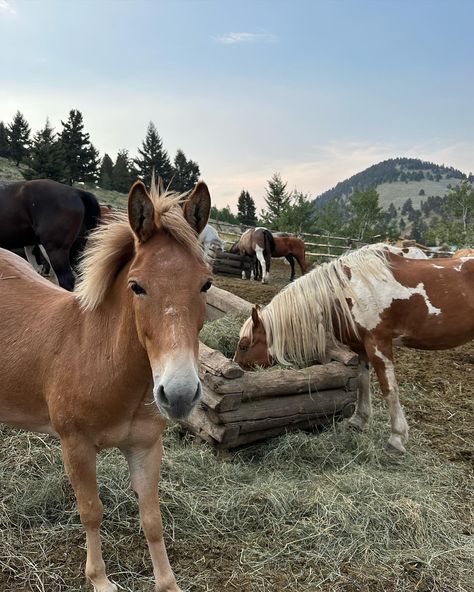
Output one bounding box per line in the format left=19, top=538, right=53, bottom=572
left=0, top=110, right=200, bottom=193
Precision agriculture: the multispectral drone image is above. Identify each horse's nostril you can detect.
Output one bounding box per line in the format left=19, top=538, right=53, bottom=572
left=192, top=383, right=201, bottom=404
left=156, top=384, right=168, bottom=406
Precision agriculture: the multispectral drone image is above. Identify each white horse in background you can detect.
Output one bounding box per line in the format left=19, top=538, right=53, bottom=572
left=199, top=224, right=225, bottom=259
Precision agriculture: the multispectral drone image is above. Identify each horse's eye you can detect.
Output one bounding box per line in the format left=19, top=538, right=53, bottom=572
left=239, top=344, right=249, bottom=352
left=130, top=281, right=146, bottom=296
left=201, top=280, right=212, bottom=293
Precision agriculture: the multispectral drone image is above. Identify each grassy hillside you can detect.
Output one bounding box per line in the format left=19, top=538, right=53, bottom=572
left=0, top=157, right=128, bottom=209
left=314, top=157, right=468, bottom=212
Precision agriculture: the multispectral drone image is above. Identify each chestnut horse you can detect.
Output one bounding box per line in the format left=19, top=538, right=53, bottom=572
left=0, top=179, right=100, bottom=290
left=453, top=247, right=474, bottom=258
left=230, top=227, right=275, bottom=283
left=234, top=245, right=474, bottom=454
left=272, top=232, right=308, bottom=280
left=0, top=180, right=212, bottom=592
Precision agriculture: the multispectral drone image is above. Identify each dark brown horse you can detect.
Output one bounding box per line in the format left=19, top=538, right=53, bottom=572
left=271, top=232, right=308, bottom=281
left=0, top=179, right=100, bottom=290
left=235, top=245, right=474, bottom=454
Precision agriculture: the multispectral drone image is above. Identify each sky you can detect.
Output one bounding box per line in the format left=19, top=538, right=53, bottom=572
left=0, top=0, right=473, bottom=210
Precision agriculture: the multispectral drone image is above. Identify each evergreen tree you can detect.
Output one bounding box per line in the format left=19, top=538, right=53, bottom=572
left=210, top=205, right=239, bottom=224
left=7, top=110, right=31, bottom=166
left=273, top=191, right=314, bottom=233
left=346, top=187, right=383, bottom=241
left=112, top=150, right=133, bottom=193
left=172, top=149, right=200, bottom=192
left=261, top=173, right=291, bottom=226
left=134, top=122, right=173, bottom=188
left=59, top=109, right=99, bottom=185
left=24, top=118, right=65, bottom=181
left=99, top=153, right=114, bottom=189
left=401, top=198, right=414, bottom=217
left=314, top=199, right=345, bottom=235
left=237, top=190, right=257, bottom=226
left=386, top=202, right=397, bottom=220
left=0, top=122, right=9, bottom=158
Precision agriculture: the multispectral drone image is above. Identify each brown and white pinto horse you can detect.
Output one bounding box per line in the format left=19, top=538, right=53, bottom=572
left=230, top=227, right=275, bottom=283
left=272, top=232, right=308, bottom=280
left=234, top=245, right=474, bottom=454
left=0, top=181, right=212, bottom=592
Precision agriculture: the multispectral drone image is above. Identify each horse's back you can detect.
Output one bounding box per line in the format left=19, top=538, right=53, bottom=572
left=0, top=247, right=65, bottom=294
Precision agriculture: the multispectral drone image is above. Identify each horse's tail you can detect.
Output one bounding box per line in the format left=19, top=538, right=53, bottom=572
left=263, top=229, right=276, bottom=256
left=79, top=190, right=101, bottom=235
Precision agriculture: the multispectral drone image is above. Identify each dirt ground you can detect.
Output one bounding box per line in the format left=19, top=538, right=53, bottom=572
left=215, top=259, right=474, bottom=469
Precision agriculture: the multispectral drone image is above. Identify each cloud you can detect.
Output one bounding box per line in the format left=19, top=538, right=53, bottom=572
left=215, top=31, right=276, bottom=45
left=0, top=0, right=16, bottom=15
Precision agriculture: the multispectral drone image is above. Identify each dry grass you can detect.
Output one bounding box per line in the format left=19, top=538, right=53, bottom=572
left=1, top=391, right=473, bottom=592
left=200, top=312, right=249, bottom=359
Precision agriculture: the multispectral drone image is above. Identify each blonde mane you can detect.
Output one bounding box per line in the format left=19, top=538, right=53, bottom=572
left=75, top=186, right=205, bottom=310
left=240, top=245, right=392, bottom=366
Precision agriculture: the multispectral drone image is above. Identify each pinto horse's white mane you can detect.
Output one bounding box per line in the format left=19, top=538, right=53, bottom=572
left=240, top=244, right=392, bottom=366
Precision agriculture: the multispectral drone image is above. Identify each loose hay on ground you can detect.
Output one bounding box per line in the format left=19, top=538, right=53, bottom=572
left=200, top=311, right=249, bottom=359
left=1, top=394, right=473, bottom=592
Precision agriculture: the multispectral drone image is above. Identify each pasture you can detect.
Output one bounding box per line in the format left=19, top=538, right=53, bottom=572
left=0, top=259, right=473, bottom=592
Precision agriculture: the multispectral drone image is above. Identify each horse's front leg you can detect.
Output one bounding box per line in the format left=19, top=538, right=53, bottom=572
left=123, top=441, right=181, bottom=592
left=365, top=339, right=409, bottom=453
left=348, top=356, right=372, bottom=431
left=61, top=436, right=117, bottom=592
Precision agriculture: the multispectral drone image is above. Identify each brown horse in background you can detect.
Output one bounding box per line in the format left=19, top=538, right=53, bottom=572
left=235, top=245, right=474, bottom=455
left=0, top=179, right=100, bottom=290
left=0, top=180, right=212, bottom=592
left=230, top=227, right=275, bottom=283
left=272, top=232, right=308, bottom=281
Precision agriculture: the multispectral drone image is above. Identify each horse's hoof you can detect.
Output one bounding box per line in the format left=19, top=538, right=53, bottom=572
left=384, top=440, right=406, bottom=455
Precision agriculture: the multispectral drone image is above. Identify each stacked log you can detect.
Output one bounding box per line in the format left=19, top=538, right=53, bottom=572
left=213, top=251, right=253, bottom=278
left=183, top=342, right=359, bottom=449
left=205, top=285, right=253, bottom=321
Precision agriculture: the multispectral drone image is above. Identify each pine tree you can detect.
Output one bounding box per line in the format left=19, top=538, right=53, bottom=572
left=59, top=109, right=99, bottom=185
left=237, top=190, right=257, bottom=226
left=112, top=150, right=133, bottom=193
left=0, top=122, right=9, bottom=158
left=261, top=173, right=291, bottom=226
left=134, top=122, right=173, bottom=188
left=7, top=110, right=31, bottom=166
left=172, top=149, right=200, bottom=192
left=24, top=118, right=65, bottom=181
left=99, top=153, right=114, bottom=189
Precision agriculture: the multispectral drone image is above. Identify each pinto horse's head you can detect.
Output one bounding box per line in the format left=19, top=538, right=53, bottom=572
left=127, top=180, right=212, bottom=420
left=234, top=305, right=273, bottom=369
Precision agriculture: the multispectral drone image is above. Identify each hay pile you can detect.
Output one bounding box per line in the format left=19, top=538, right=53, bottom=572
left=0, top=391, right=473, bottom=592
left=200, top=311, right=249, bottom=358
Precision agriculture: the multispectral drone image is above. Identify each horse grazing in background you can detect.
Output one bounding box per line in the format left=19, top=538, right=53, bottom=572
left=453, top=247, right=474, bottom=258
left=199, top=223, right=225, bottom=259
left=0, top=179, right=100, bottom=290
left=234, top=245, right=474, bottom=454
left=0, top=180, right=212, bottom=592
left=271, top=232, right=308, bottom=280
left=230, top=227, right=275, bottom=283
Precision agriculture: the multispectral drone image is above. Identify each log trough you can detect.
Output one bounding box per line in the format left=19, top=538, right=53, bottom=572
left=182, top=286, right=359, bottom=449
left=212, top=250, right=254, bottom=279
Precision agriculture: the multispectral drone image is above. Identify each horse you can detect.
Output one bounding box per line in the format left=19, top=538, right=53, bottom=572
left=0, top=180, right=212, bottom=592
left=230, top=227, right=275, bottom=283
left=199, top=223, right=225, bottom=259
left=271, top=232, right=308, bottom=280
left=453, top=247, right=474, bottom=258
left=0, top=179, right=100, bottom=290
left=385, top=244, right=429, bottom=259
left=234, top=244, right=474, bottom=454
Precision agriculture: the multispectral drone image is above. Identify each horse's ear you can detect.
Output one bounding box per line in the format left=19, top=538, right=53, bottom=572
left=183, top=181, right=211, bottom=235
left=128, top=181, right=155, bottom=243
left=252, top=305, right=260, bottom=328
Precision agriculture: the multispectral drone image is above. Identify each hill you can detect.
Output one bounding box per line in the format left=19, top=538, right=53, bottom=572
left=0, top=157, right=128, bottom=209
left=314, top=157, right=470, bottom=212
